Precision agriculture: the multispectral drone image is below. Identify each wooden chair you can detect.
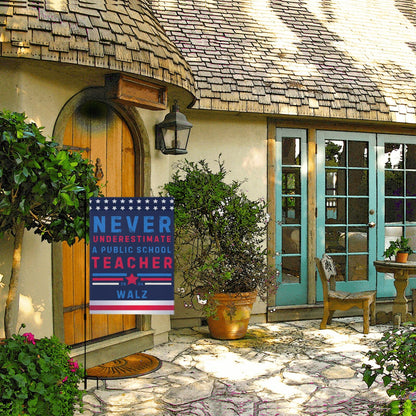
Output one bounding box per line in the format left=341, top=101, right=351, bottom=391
left=315, top=255, right=376, bottom=334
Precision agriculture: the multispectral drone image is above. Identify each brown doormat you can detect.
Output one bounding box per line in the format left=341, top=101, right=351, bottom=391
left=86, top=353, right=162, bottom=379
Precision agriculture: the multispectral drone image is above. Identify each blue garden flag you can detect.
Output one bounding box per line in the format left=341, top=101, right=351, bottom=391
left=89, top=197, right=174, bottom=314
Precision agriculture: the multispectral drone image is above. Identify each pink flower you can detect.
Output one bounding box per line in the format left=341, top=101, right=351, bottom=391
left=22, top=333, right=36, bottom=345
left=68, top=358, right=79, bottom=372
left=62, top=376, right=68, bottom=383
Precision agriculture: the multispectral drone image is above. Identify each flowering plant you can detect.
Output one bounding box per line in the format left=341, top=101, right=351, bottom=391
left=163, top=157, right=278, bottom=317
left=0, top=324, right=84, bottom=415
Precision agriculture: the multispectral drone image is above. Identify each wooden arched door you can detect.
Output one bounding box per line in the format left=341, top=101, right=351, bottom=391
left=62, top=102, right=138, bottom=345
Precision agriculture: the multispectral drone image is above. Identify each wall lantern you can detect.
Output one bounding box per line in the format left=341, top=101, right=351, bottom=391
left=155, top=102, right=193, bottom=155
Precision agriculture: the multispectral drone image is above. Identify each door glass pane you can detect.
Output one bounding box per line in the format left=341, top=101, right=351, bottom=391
left=325, top=226, right=345, bottom=253
left=282, top=169, right=300, bottom=194
left=282, top=227, right=300, bottom=254
left=384, top=143, right=403, bottom=169
left=325, top=140, right=345, bottom=166
left=282, top=256, right=300, bottom=283
left=349, top=169, right=368, bottom=195
left=282, top=196, right=300, bottom=223
left=333, top=255, right=346, bottom=282
left=326, top=198, right=346, bottom=223
left=405, top=144, right=416, bottom=169
left=384, top=226, right=403, bottom=279
left=347, top=227, right=368, bottom=253
left=407, top=227, right=416, bottom=262
left=406, top=200, right=416, bottom=222
left=385, top=171, right=404, bottom=196
left=282, top=137, right=300, bottom=165
left=386, top=199, right=404, bottom=223
left=406, top=172, right=416, bottom=196
left=384, top=226, right=403, bottom=246
left=348, top=198, right=368, bottom=223
left=326, top=169, right=346, bottom=196
left=348, top=254, right=368, bottom=281
left=348, top=141, right=368, bottom=167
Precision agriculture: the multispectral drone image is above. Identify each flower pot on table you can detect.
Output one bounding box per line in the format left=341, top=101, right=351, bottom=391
left=395, top=252, right=409, bottom=263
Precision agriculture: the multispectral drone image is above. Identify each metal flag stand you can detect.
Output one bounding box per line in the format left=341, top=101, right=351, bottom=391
left=83, top=194, right=88, bottom=390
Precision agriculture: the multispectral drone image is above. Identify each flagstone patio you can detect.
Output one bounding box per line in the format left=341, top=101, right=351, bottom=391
left=77, top=319, right=393, bottom=415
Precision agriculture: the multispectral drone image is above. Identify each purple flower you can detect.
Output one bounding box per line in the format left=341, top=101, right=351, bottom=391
left=23, top=332, right=36, bottom=345
left=68, top=358, right=79, bottom=372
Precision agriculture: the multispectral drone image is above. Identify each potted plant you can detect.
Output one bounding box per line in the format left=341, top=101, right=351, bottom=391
left=383, top=236, right=414, bottom=263
left=163, top=157, right=278, bottom=339
left=0, top=324, right=84, bottom=415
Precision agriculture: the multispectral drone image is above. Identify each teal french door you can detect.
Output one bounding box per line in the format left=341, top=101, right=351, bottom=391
left=316, top=131, right=377, bottom=300
left=275, top=128, right=308, bottom=306
left=274, top=128, right=416, bottom=307
left=376, top=135, right=416, bottom=297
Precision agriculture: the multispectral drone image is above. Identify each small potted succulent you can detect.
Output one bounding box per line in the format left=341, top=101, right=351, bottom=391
left=383, top=236, right=414, bottom=263
left=0, top=324, right=84, bottom=415
left=163, top=157, right=278, bottom=340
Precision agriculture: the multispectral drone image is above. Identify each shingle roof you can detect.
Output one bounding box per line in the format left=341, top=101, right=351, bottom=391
left=0, top=0, right=196, bottom=97
left=151, top=0, right=416, bottom=122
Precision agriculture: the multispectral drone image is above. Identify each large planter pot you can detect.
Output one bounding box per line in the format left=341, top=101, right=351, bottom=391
left=207, top=291, right=257, bottom=340
left=395, top=252, right=409, bottom=263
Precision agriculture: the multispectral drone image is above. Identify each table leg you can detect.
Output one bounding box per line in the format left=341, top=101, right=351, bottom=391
left=393, top=270, right=409, bottom=322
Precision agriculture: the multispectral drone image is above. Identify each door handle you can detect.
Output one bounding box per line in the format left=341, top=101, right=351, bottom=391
left=368, top=222, right=376, bottom=228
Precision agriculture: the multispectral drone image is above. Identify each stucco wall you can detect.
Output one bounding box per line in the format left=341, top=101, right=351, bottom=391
left=167, top=110, right=269, bottom=327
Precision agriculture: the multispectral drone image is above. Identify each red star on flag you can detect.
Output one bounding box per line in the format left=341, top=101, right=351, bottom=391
left=126, top=274, right=139, bottom=285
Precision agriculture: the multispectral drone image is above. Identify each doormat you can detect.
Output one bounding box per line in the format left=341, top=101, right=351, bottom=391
left=86, top=353, right=162, bottom=379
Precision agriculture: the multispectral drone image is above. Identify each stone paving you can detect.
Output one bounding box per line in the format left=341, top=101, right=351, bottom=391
left=77, top=319, right=393, bottom=416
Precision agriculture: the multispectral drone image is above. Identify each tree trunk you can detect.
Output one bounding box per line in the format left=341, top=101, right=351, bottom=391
left=4, top=222, right=25, bottom=338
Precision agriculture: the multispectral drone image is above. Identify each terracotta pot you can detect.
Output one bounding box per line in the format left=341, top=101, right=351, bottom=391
left=395, top=252, right=409, bottom=263
left=207, top=291, right=257, bottom=340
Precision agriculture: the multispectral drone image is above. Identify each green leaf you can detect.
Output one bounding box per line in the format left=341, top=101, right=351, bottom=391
left=12, top=373, right=27, bottom=388
left=13, top=170, right=26, bottom=185
left=59, top=192, right=74, bottom=206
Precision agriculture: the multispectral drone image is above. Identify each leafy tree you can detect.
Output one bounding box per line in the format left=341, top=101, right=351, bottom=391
left=0, top=111, right=101, bottom=337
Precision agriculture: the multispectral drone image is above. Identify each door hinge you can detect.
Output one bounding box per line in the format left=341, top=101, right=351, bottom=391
left=315, top=207, right=317, bottom=217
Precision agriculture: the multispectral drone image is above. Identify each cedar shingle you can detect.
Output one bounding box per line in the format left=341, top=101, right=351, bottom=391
left=52, top=21, right=70, bottom=37
left=6, top=15, right=27, bottom=31
left=39, top=9, right=61, bottom=23
left=0, top=6, right=13, bottom=17
left=48, top=37, right=69, bottom=52
left=32, top=30, right=50, bottom=45
left=41, top=45, right=59, bottom=61
left=0, top=26, right=10, bottom=42
left=69, top=36, right=88, bottom=51
left=14, top=7, right=38, bottom=17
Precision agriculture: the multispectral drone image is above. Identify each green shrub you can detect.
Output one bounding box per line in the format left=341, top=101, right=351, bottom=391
left=363, top=323, right=416, bottom=415
left=0, top=324, right=84, bottom=415
left=363, top=323, right=416, bottom=397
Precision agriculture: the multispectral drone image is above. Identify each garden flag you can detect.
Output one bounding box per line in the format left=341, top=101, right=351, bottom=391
left=89, top=197, right=174, bottom=314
